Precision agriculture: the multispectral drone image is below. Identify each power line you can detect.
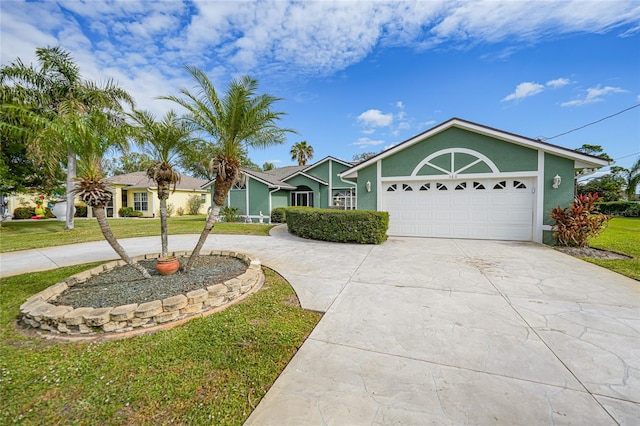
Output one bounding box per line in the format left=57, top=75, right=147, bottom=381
left=541, top=103, right=640, bottom=141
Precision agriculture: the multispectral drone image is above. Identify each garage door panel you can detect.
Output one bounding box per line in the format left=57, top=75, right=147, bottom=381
left=383, top=178, right=534, bottom=241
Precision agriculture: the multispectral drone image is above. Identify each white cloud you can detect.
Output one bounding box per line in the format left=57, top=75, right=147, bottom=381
left=561, top=85, right=627, bottom=107
left=546, top=78, right=570, bottom=88
left=353, top=137, right=385, bottom=148
left=502, top=82, right=545, bottom=102
left=396, top=101, right=405, bottom=109
left=361, top=129, right=376, bottom=135
left=357, top=109, right=394, bottom=127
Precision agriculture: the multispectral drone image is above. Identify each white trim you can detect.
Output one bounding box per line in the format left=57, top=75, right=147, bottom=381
left=411, top=148, right=500, bottom=177
left=245, top=178, right=250, bottom=216
left=382, top=171, right=537, bottom=183
left=328, top=161, right=333, bottom=207
left=534, top=150, right=545, bottom=243
left=376, top=160, right=382, bottom=211
left=283, top=171, right=327, bottom=185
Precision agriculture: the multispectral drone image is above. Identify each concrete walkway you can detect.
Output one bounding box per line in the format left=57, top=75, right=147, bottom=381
left=1, top=227, right=638, bottom=424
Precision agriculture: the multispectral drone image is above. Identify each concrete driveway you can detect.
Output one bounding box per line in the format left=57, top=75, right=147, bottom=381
left=1, top=227, right=638, bottom=424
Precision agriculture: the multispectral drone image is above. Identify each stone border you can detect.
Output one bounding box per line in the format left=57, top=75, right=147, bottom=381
left=19, top=250, right=264, bottom=339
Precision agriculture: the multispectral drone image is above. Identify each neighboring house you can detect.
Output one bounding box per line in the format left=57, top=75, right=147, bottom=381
left=106, top=172, right=210, bottom=218
left=340, top=117, right=610, bottom=243
left=202, top=156, right=356, bottom=222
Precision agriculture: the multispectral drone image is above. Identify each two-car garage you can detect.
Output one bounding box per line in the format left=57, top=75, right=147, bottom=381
left=381, top=178, right=535, bottom=241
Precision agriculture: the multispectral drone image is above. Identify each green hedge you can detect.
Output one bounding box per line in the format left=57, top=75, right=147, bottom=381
left=270, top=207, right=286, bottom=223
left=118, top=207, right=143, bottom=217
left=13, top=207, right=54, bottom=219
left=285, top=207, right=388, bottom=244
left=596, top=201, right=640, bottom=217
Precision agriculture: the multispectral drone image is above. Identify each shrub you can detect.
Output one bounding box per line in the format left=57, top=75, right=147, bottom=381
left=285, top=207, right=388, bottom=244
left=13, top=207, right=34, bottom=219
left=118, top=207, right=143, bottom=217
left=550, top=193, right=609, bottom=247
left=176, top=207, right=184, bottom=216
left=186, top=194, right=205, bottom=215
left=166, top=203, right=175, bottom=217
left=220, top=206, right=241, bottom=222
left=74, top=205, right=87, bottom=217
left=270, top=207, right=286, bottom=223
left=595, top=201, right=640, bottom=217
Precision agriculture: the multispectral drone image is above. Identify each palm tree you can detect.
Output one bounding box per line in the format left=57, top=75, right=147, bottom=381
left=263, top=161, right=275, bottom=171
left=129, top=109, right=196, bottom=257
left=613, top=158, right=640, bottom=201
left=290, top=140, right=314, bottom=166
left=47, top=109, right=151, bottom=278
left=161, top=67, right=295, bottom=273
left=1, top=46, right=133, bottom=230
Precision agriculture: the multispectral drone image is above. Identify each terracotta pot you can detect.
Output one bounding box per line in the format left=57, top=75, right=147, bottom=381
left=156, top=256, right=180, bottom=276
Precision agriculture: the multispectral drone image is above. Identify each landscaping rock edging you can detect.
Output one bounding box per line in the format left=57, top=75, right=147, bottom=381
left=19, top=250, right=264, bottom=337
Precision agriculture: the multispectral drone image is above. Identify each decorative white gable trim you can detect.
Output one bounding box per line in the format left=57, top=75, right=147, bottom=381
left=411, top=148, right=500, bottom=177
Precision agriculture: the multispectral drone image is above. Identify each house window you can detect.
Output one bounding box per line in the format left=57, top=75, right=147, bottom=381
left=386, top=184, right=397, bottom=192
left=419, top=183, right=430, bottom=191
left=402, top=184, right=413, bottom=191
left=333, top=190, right=356, bottom=210
left=291, top=186, right=314, bottom=207
left=513, top=180, right=527, bottom=189
left=436, top=183, right=448, bottom=191
left=133, top=192, right=148, bottom=211
left=473, top=182, right=485, bottom=190
left=493, top=181, right=506, bottom=190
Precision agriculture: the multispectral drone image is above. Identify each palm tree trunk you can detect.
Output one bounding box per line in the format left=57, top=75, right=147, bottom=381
left=183, top=203, right=220, bottom=273
left=93, top=207, right=151, bottom=279
left=65, top=149, right=76, bottom=230
left=159, top=197, right=168, bottom=257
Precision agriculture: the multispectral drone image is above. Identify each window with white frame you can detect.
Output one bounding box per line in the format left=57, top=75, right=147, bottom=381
left=333, top=190, right=356, bottom=210
left=291, top=186, right=314, bottom=207
left=133, top=192, right=148, bottom=211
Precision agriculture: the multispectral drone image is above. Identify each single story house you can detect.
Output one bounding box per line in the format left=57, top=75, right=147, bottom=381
left=340, top=118, right=610, bottom=243
left=106, top=172, right=210, bottom=218
left=202, top=156, right=356, bottom=222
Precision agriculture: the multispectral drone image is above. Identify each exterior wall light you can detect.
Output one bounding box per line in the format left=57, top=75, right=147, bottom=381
left=366, top=180, right=372, bottom=192
left=552, top=174, right=562, bottom=189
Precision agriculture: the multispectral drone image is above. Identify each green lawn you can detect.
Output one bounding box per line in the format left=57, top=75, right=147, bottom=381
left=0, top=265, right=321, bottom=425
left=587, top=217, right=639, bottom=280
left=0, top=216, right=274, bottom=253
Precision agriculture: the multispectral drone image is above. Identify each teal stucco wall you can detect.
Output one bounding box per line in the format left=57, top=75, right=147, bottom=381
left=381, top=127, right=538, bottom=177
left=543, top=153, right=575, bottom=226
left=356, top=163, right=378, bottom=211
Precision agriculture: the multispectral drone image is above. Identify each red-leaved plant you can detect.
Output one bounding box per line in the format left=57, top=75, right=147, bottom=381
left=550, top=192, right=609, bottom=247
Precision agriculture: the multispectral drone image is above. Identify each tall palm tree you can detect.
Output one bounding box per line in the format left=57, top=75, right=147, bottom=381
left=290, top=140, right=314, bottom=166
left=129, top=109, right=196, bottom=257
left=161, top=67, right=295, bottom=273
left=46, top=109, right=151, bottom=278
left=614, top=157, right=640, bottom=201
left=1, top=46, right=133, bottom=230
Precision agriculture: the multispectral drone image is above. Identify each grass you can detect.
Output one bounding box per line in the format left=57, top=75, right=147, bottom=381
left=0, top=265, right=322, bottom=425
left=586, top=217, right=639, bottom=280
left=0, top=216, right=274, bottom=253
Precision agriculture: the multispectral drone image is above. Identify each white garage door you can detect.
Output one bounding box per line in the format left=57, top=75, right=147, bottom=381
left=382, top=178, right=534, bottom=241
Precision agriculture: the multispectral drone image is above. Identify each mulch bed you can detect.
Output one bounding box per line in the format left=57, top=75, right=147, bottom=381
left=554, top=246, right=631, bottom=260
left=54, top=256, right=247, bottom=309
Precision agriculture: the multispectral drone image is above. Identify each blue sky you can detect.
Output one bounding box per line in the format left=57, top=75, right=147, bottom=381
left=1, top=0, right=639, bottom=173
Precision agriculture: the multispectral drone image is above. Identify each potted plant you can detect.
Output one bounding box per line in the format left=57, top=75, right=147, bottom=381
left=156, top=255, right=180, bottom=275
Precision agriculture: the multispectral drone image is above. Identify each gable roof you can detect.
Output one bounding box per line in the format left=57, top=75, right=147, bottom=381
left=106, top=171, right=207, bottom=191
left=201, top=156, right=351, bottom=190
left=341, top=117, right=611, bottom=179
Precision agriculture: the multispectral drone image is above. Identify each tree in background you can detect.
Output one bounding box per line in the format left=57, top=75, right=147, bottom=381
left=352, top=151, right=378, bottom=162
left=129, top=109, right=196, bottom=258
left=1, top=46, right=133, bottom=230
left=161, top=67, right=294, bottom=273
left=262, top=161, right=275, bottom=171
left=103, top=152, right=155, bottom=177
left=612, top=157, right=640, bottom=201
left=575, top=144, right=613, bottom=161
left=290, top=140, right=314, bottom=166
left=578, top=174, right=625, bottom=202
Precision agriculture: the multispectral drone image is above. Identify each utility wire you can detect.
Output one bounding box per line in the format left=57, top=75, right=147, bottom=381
left=541, top=103, right=640, bottom=141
